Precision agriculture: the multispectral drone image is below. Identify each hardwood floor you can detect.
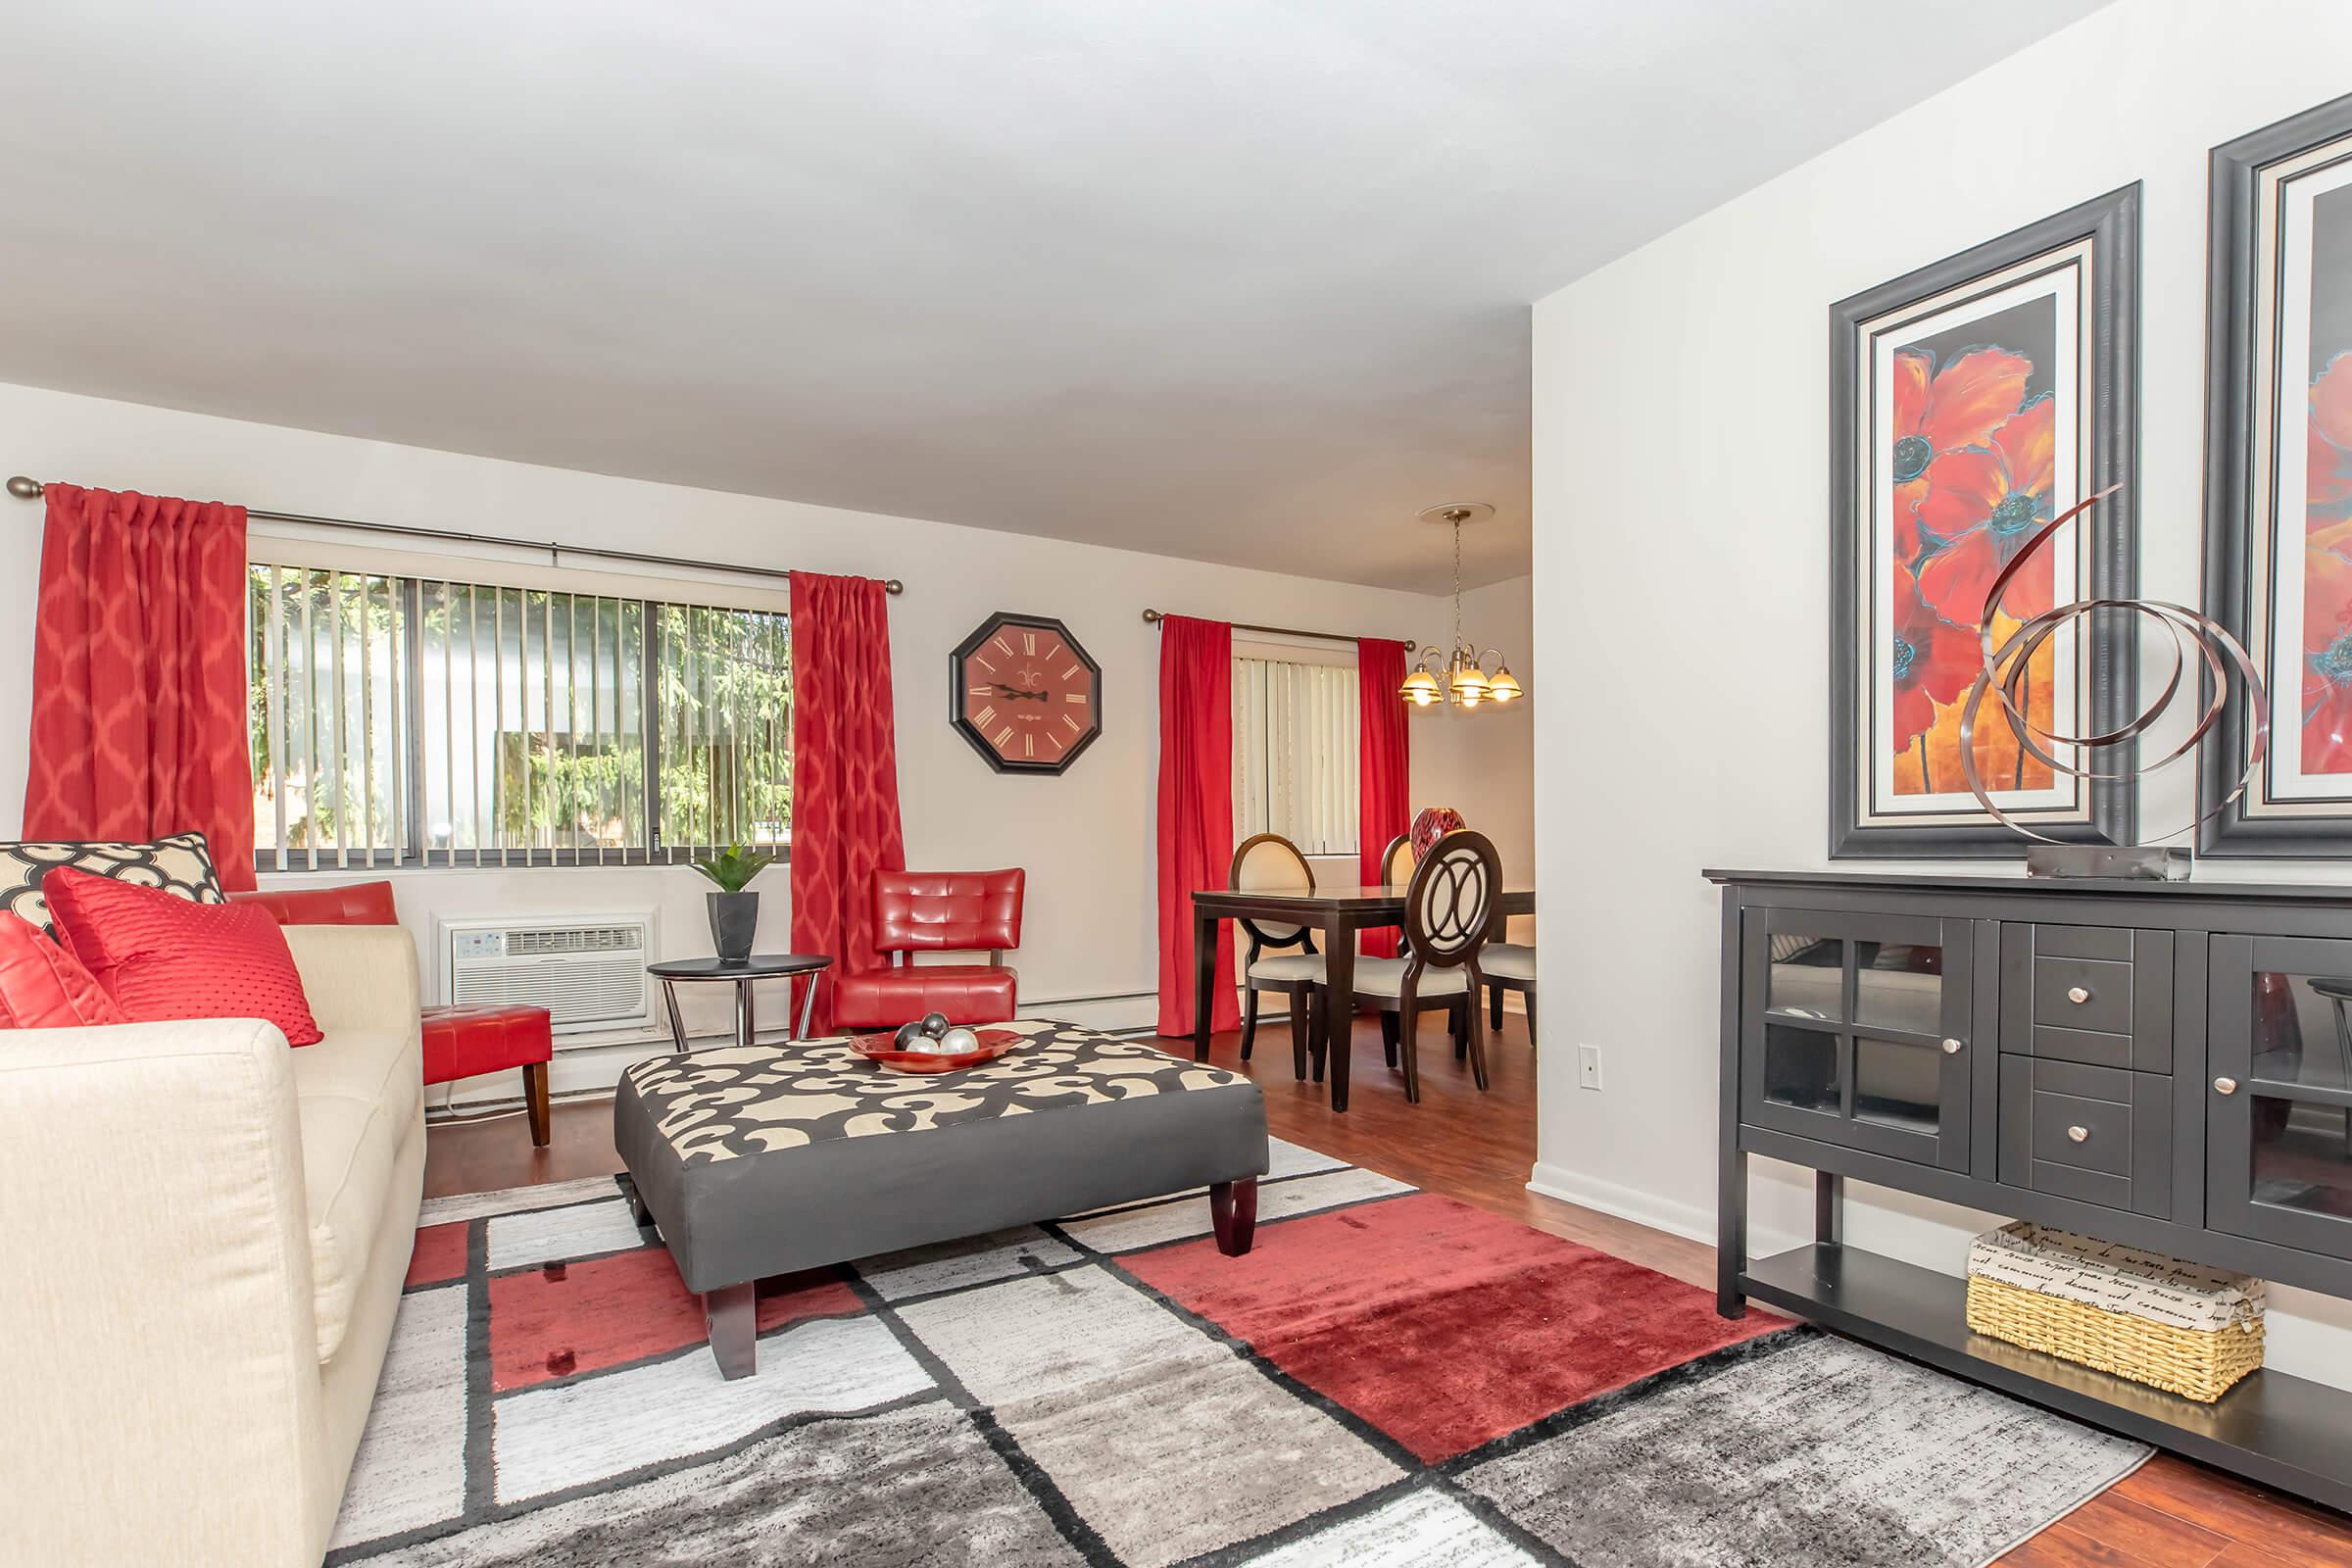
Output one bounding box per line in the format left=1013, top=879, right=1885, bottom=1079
left=422, top=1009, right=2352, bottom=1566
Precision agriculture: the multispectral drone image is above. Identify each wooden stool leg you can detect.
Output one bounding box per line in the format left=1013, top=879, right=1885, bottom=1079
left=1210, top=1177, right=1257, bottom=1256
left=707, top=1282, right=757, bottom=1380
left=522, top=1059, right=552, bottom=1148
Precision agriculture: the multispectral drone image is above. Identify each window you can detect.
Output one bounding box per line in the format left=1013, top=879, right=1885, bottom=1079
left=247, top=563, right=791, bottom=869
left=1232, top=653, right=1358, bottom=857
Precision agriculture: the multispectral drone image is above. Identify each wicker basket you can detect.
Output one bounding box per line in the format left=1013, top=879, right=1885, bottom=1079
left=1964, top=1222, right=2266, bottom=1404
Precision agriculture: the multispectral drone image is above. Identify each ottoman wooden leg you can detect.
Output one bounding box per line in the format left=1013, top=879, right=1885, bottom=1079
left=707, top=1282, right=757, bottom=1380
left=523, top=1059, right=552, bottom=1148
left=1209, top=1177, right=1257, bottom=1257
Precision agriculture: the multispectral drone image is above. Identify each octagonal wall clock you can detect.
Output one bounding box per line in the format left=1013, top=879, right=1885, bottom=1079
left=950, top=612, right=1102, bottom=774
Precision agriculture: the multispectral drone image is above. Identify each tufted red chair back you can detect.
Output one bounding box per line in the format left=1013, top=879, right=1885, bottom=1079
left=229, top=880, right=399, bottom=926
left=872, top=869, right=1024, bottom=955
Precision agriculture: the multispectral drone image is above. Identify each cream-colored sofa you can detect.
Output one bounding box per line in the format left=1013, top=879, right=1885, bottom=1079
left=0, top=926, right=424, bottom=1566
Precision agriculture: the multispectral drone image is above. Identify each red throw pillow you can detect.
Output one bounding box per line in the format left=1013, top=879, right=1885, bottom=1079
left=0, top=914, right=130, bottom=1028
left=43, top=866, right=323, bottom=1046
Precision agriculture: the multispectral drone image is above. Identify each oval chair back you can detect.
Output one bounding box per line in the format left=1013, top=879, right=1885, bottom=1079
left=1230, top=833, right=1317, bottom=952
left=1378, top=832, right=1414, bottom=889
left=1402, top=829, right=1500, bottom=972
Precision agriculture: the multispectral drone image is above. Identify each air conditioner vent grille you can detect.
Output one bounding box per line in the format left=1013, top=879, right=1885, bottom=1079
left=506, top=925, right=644, bottom=957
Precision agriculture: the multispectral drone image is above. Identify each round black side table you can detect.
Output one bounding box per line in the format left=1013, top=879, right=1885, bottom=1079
left=647, top=955, right=832, bottom=1053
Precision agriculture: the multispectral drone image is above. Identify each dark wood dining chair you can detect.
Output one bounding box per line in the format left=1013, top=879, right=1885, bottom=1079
left=1229, top=832, right=1321, bottom=1079
left=1317, top=829, right=1501, bottom=1109
left=1378, top=832, right=1413, bottom=888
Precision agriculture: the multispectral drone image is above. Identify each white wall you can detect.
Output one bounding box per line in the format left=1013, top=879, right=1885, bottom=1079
left=1529, top=0, right=2352, bottom=1388
left=0, top=379, right=1531, bottom=1096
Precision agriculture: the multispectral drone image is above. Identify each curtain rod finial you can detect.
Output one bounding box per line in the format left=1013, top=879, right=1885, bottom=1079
left=1142, top=609, right=1163, bottom=623
left=6, top=475, right=41, bottom=500
left=885, top=579, right=904, bottom=595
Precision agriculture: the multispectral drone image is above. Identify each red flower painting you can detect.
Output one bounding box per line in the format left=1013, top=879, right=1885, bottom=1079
left=2303, top=355, right=2352, bottom=772
left=1914, top=396, right=2057, bottom=622
left=1885, top=346, right=2054, bottom=796
left=1889, top=347, right=2032, bottom=563
left=1889, top=567, right=1976, bottom=752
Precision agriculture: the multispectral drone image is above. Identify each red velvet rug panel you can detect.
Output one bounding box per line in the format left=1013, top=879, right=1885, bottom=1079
left=488, top=1249, right=859, bottom=1392
left=1125, top=1191, right=1787, bottom=1461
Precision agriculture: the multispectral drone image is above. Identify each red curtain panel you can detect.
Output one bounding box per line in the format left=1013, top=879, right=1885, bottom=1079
left=22, top=484, right=257, bottom=891
left=788, top=571, right=906, bottom=1035
left=1355, top=638, right=1411, bottom=958
left=1155, top=614, right=1241, bottom=1038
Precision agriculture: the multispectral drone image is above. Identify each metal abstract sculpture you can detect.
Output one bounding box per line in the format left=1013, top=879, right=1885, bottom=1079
left=1957, top=485, right=2271, bottom=869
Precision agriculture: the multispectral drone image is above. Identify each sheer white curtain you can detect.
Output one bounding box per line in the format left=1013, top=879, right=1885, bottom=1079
left=1233, top=654, right=1359, bottom=856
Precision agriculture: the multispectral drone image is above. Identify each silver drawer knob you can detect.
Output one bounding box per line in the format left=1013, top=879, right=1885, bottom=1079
left=2067, top=986, right=2091, bottom=1004
left=1940, top=1038, right=1964, bottom=1054
left=2068, top=1125, right=2090, bottom=1144
left=2214, top=1076, right=2239, bottom=1097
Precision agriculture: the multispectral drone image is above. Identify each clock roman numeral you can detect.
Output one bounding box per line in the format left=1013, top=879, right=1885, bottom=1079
left=1022, top=734, right=1035, bottom=758
left=1062, top=714, right=1082, bottom=732
left=993, top=636, right=1014, bottom=657
left=1061, top=663, right=1082, bottom=680
left=973, top=706, right=997, bottom=728
left=968, top=685, right=992, bottom=696
left=1064, top=692, right=1088, bottom=703
left=996, top=725, right=1016, bottom=749
left=1021, top=631, right=1036, bottom=655
left=972, top=655, right=994, bottom=672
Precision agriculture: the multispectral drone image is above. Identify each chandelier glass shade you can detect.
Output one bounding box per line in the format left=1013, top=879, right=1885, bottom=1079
left=1398, top=505, right=1518, bottom=711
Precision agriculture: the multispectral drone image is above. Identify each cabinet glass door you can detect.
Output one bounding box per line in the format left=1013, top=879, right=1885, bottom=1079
left=1740, top=906, right=1973, bottom=1169
left=2209, top=936, right=2352, bottom=1259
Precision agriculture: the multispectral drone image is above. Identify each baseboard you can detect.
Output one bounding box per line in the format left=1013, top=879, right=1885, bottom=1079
left=1525, top=1161, right=1804, bottom=1259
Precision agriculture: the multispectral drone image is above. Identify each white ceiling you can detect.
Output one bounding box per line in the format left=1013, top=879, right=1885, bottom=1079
left=0, top=1, right=2103, bottom=591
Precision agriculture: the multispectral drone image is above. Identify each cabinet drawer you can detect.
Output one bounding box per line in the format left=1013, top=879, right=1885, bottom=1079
left=1998, top=1056, right=2174, bottom=1219
left=1999, top=923, right=2174, bottom=1073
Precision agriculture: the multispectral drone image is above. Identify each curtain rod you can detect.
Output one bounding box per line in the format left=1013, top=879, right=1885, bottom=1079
left=3, top=475, right=904, bottom=595
left=1142, top=607, right=1412, bottom=653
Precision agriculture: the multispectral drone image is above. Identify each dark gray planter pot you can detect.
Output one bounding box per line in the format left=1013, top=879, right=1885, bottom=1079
left=707, top=891, right=760, bottom=963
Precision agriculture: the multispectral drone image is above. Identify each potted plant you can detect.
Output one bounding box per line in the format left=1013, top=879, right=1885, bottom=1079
left=691, top=845, right=779, bottom=964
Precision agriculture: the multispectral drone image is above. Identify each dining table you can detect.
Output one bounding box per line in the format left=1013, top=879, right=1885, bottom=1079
left=1190, top=882, right=1536, bottom=1111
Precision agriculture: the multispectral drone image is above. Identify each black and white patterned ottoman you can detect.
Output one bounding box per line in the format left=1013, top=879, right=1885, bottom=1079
left=613, top=1019, right=1269, bottom=1378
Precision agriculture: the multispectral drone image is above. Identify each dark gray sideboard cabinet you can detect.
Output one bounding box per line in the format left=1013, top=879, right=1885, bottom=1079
left=1710, top=869, right=2352, bottom=1512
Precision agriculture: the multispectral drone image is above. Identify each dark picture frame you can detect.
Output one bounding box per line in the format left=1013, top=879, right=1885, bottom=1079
left=1829, top=185, right=2140, bottom=858
left=2199, top=93, right=2352, bottom=857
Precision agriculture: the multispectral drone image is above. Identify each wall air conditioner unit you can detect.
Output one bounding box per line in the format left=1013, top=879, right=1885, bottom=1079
left=439, top=913, right=656, bottom=1039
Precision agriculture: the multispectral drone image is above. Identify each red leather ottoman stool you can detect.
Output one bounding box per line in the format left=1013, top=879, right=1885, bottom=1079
left=232, top=882, right=555, bottom=1146
left=423, top=1004, right=554, bottom=1147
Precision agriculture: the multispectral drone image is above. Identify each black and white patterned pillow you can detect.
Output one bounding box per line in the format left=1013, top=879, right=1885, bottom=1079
left=0, top=833, right=227, bottom=938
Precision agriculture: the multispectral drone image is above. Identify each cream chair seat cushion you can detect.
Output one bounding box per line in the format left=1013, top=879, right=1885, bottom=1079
left=1484, top=943, right=1536, bottom=982
left=1247, top=953, right=1325, bottom=982
left=1349, top=956, right=1471, bottom=998
left=291, top=1022, right=423, bottom=1364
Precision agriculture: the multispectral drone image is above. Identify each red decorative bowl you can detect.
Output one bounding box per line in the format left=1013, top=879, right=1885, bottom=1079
left=850, top=1027, right=1020, bottom=1074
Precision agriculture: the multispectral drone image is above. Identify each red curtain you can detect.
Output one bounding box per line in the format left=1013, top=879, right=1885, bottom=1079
left=789, top=571, right=906, bottom=1036
left=1155, top=614, right=1241, bottom=1038
left=23, top=485, right=257, bottom=891
left=1356, top=637, right=1411, bottom=957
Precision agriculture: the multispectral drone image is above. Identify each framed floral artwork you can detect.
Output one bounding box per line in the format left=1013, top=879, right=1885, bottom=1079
left=2201, top=93, right=2352, bottom=857
left=1829, top=186, right=2140, bottom=858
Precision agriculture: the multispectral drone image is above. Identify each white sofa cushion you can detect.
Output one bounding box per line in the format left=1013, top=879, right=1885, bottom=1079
left=291, top=1024, right=421, bottom=1364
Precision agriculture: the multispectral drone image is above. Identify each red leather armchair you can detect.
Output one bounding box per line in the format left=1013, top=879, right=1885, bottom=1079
left=829, top=868, right=1025, bottom=1031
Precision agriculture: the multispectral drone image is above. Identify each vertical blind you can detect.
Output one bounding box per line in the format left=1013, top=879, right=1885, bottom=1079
left=248, top=563, right=792, bottom=869
left=1232, top=655, right=1359, bottom=857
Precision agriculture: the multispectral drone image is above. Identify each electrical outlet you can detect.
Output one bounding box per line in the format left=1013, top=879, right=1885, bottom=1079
left=1578, top=1045, right=1602, bottom=1091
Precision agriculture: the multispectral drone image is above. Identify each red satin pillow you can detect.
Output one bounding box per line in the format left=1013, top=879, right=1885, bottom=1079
left=43, top=866, right=323, bottom=1046
left=0, top=914, right=130, bottom=1028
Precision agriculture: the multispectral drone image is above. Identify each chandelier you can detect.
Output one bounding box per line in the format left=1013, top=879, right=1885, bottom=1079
left=1399, top=503, right=1519, bottom=710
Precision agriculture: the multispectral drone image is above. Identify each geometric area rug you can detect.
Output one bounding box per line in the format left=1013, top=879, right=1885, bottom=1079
left=328, top=1141, right=2148, bottom=1567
